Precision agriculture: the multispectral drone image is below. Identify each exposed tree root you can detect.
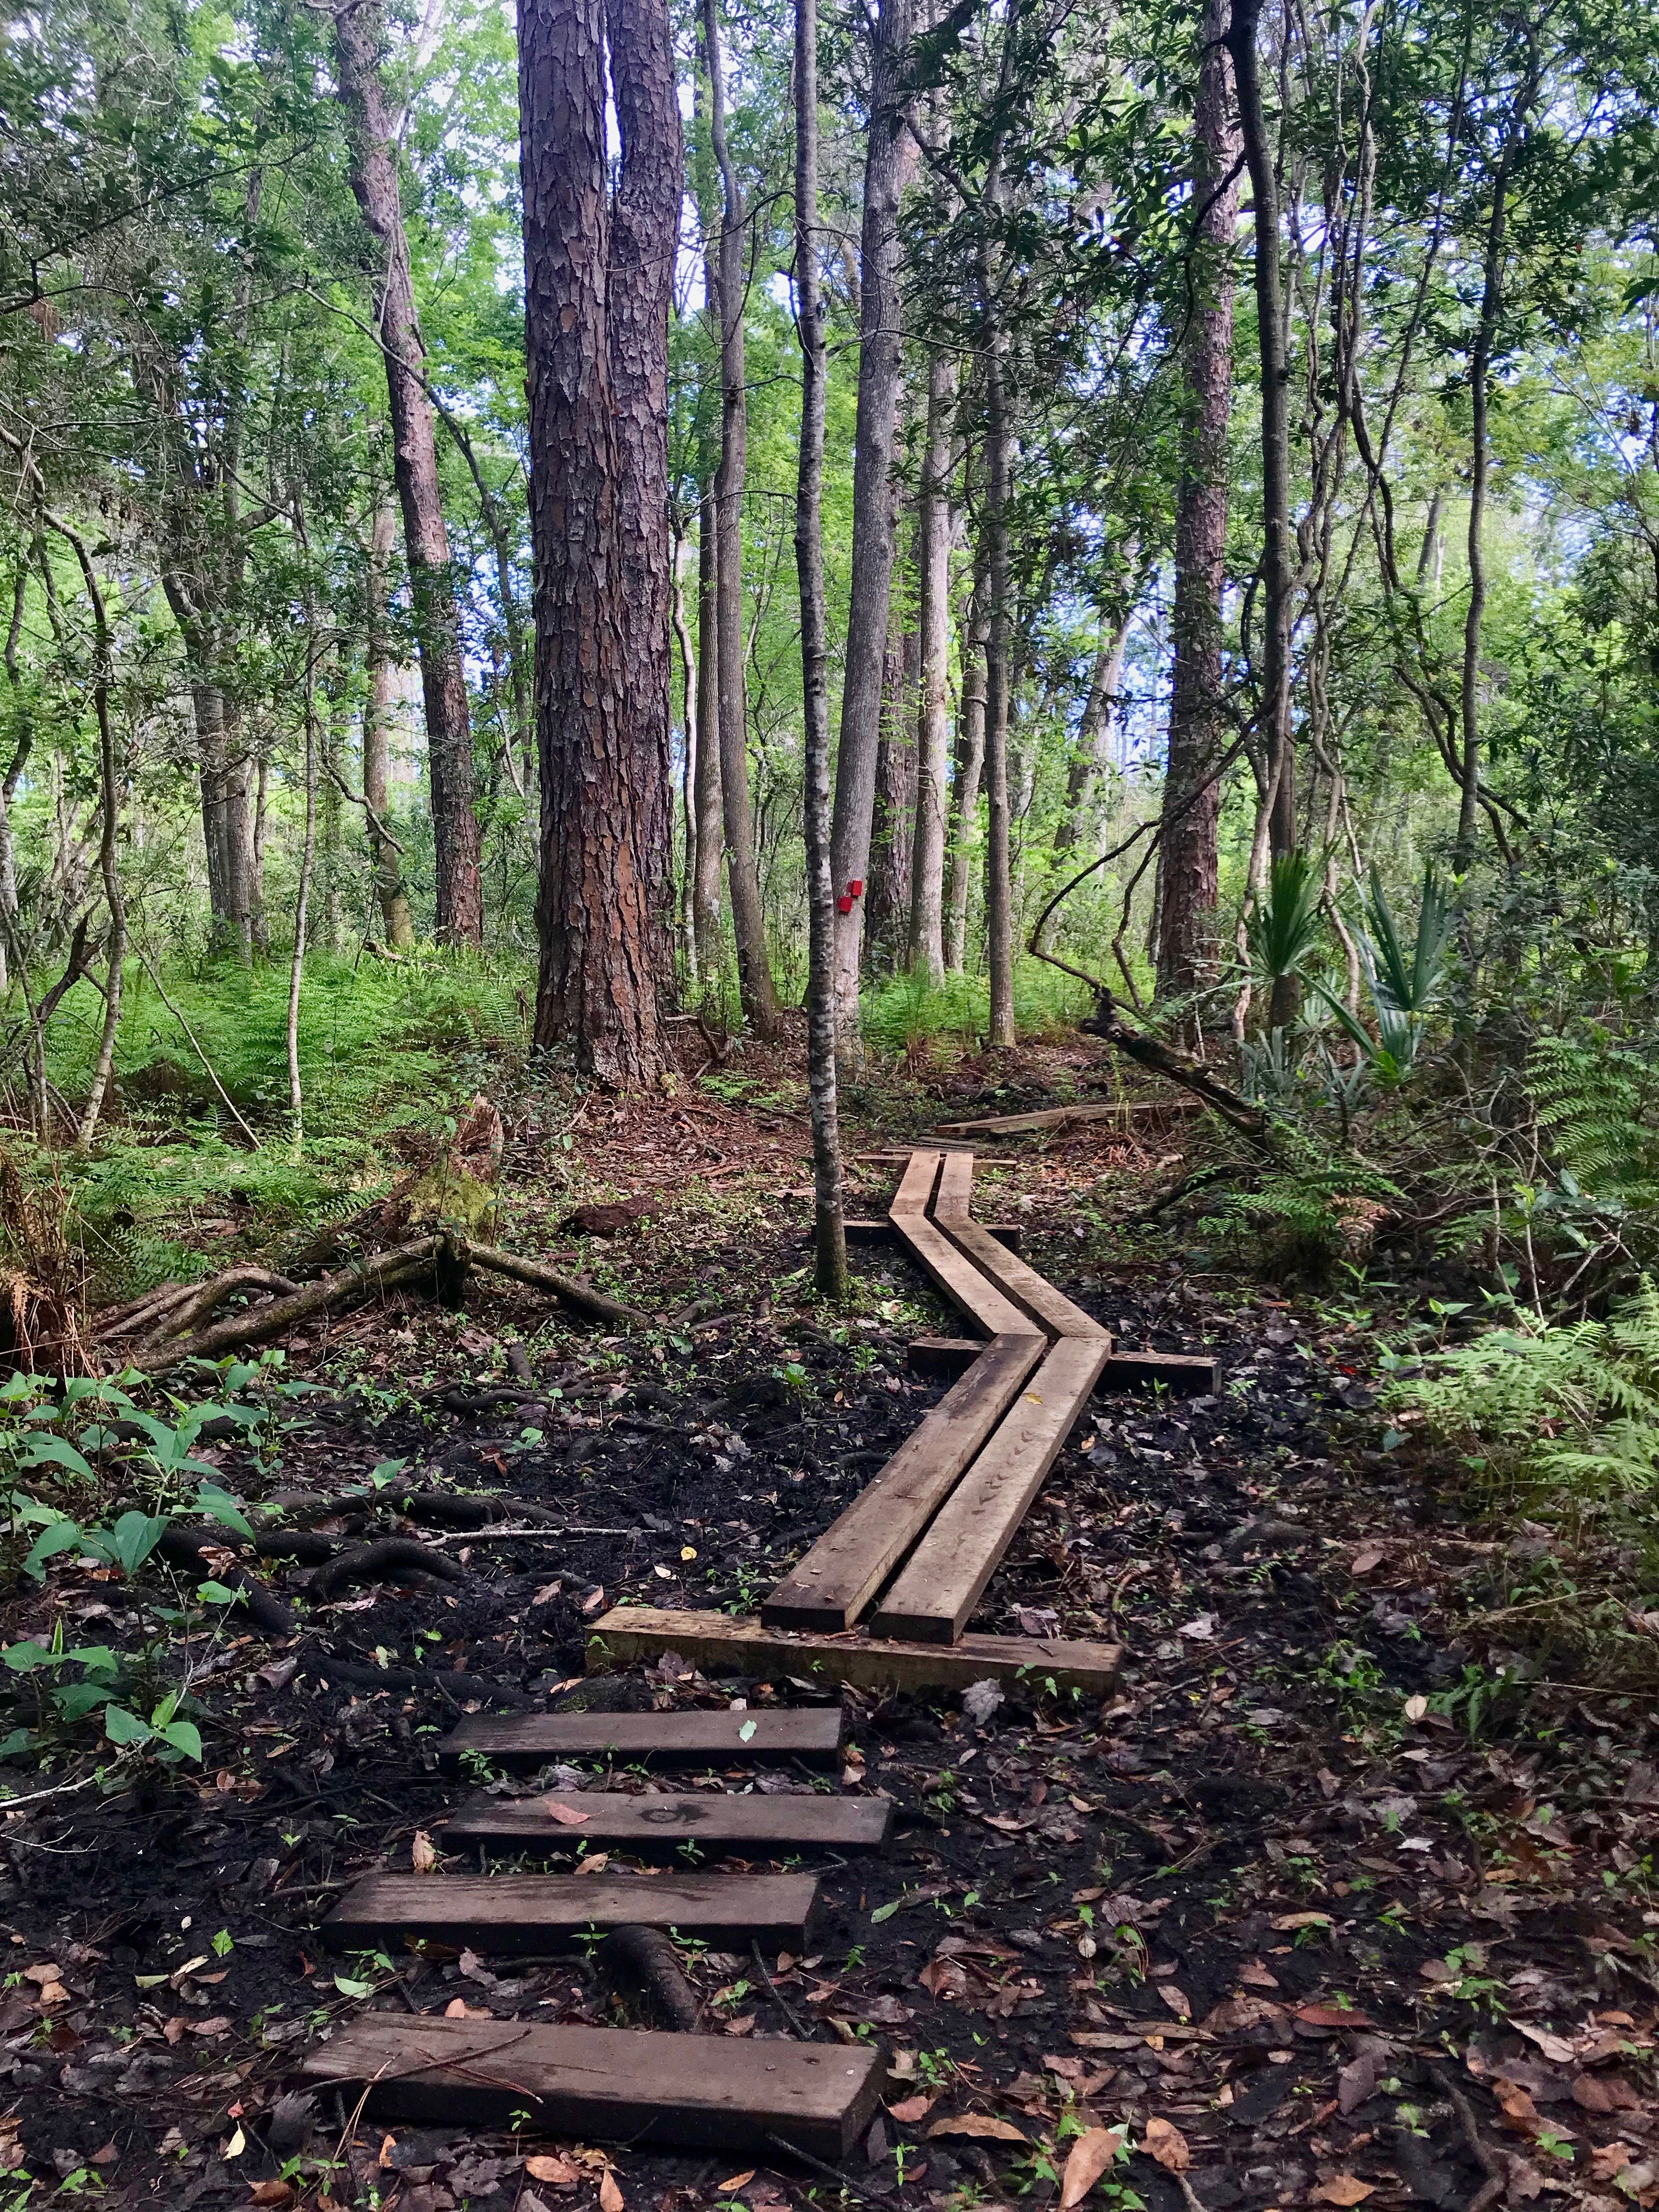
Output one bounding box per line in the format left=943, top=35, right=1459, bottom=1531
left=458, top=1237, right=651, bottom=1327
left=599, top=1925, right=703, bottom=2032
left=306, top=1537, right=469, bottom=1603
left=153, top=1527, right=297, bottom=1636
left=129, top=1237, right=441, bottom=1370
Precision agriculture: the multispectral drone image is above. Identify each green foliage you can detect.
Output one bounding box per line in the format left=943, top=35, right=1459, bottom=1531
left=1313, top=867, right=1452, bottom=1085
left=1248, top=854, right=1327, bottom=988
left=1198, top=1161, right=1404, bottom=1277
left=860, top=960, right=1091, bottom=1063
left=1385, top=1279, right=1659, bottom=1528
left=1527, top=1030, right=1659, bottom=1210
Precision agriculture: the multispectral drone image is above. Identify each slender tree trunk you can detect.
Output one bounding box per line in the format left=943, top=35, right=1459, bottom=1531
left=520, top=0, right=664, bottom=1085
left=63, top=535, right=123, bottom=1152
left=981, top=222, right=1016, bottom=1049
left=945, top=540, right=989, bottom=975
left=606, top=0, right=680, bottom=985
left=289, top=631, right=319, bottom=1152
left=365, top=490, right=416, bottom=949
left=794, top=0, right=847, bottom=1297
left=692, top=481, right=725, bottom=979
left=908, top=352, right=956, bottom=983
left=670, top=527, right=699, bottom=983
left=828, top=0, right=912, bottom=1059
left=704, top=0, right=780, bottom=1035
left=1459, top=165, right=1515, bottom=871
left=335, top=0, right=483, bottom=949
left=866, top=550, right=916, bottom=974
left=1226, top=0, right=1296, bottom=1025
left=1156, top=0, right=1239, bottom=1039
left=1053, top=612, right=1130, bottom=858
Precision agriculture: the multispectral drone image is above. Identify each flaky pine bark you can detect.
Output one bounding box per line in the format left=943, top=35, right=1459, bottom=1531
left=606, top=0, right=680, bottom=982
left=866, top=566, right=916, bottom=973
left=944, top=541, right=989, bottom=975
left=908, top=351, right=956, bottom=984
left=520, top=0, right=664, bottom=1085
left=1155, top=0, right=1239, bottom=1036
left=828, top=0, right=912, bottom=1058
left=794, top=0, right=847, bottom=1299
left=365, top=489, right=415, bottom=950
left=335, top=0, right=483, bottom=949
left=704, top=0, right=780, bottom=1034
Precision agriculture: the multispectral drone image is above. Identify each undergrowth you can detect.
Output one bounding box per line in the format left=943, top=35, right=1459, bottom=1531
left=860, top=957, right=1091, bottom=1063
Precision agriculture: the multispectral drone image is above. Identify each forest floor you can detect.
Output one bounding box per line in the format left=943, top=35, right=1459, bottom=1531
left=2, top=1036, right=1656, bottom=2212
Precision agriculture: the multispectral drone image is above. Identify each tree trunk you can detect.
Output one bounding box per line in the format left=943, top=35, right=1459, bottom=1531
left=981, top=228, right=1016, bottom=1049
left=704, top=0, right=780, bottom=1035
left=828, top=0, right=912, bottom=1059
left=606, top=0, right=680, bottom=985
left=945, top=540, right=989, bottom=975
left=692, top=477, right=725, bottom=980
left=1225, top=0, right=1297, bottom=1025
left=794, top=0, right=847, bottom=1299
left=908, top=351, right=956, bottom=984
left=866, top=558, right=916, bottom=975
left=1459, top=158, right=1517, bottom=871
left=520, top=0, right=665, bottom=1086
left=670, top=526, right=699, bottom=983
left=289, top=627, right=319, bottom=1152
left=335, top=0, right=483, bottom=950
left=364, top=489, right=416, bottom=950
left=1053, top=612, right=1130, bottom=859
left=1155, top=0, right=1239, bottom=1040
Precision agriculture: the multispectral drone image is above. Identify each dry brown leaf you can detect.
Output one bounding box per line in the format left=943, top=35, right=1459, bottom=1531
left=1059, top=2128, right=1126, bottom=2208
left=1239, top=1960, right=1280, bottom=1989
left=21, top=1963, right=60, bottom=1985
left=1273, top=1912, right=1333, bottom=1931
left=1312, top=2178, right=1374, bottom=2205
left=542, top=1799, right=591, bottom=1827
left=576, top=1853, right=611, bottom=1875
left=411, top=1831, right=438, bottom=1874
left=1156, top=1985, right=1192, bottom=2022
left=249, top=2184, right=294, bottom=2207
left=1592, top=2145, right=1636, bottom=2182
left=526, top=2155, right=580, bottom=2187
left=36, top=1981, right=69, bottom=2007
left=443, top=1998, right=491, bottom=2019
left=927, top=2114, right=1028, bottom=2143
left=1351, top=1547, right=1384, bottom=1575
left=1296, top=2004, right=1374, bottom=2029
left=715, top=2175, right=756, bottom=2196
left=1571, top=2072, right=1639, bottom=2114
left=724, top=2016, right=756, bottom=2036
left=1514, top=2023, right=1576, bottom=2064
left=599, top=2171, right=623, bottom=2212
left=888, top=2094, right=934, bottom=2123
left=1143, top=2120, right=1189, bottom=2175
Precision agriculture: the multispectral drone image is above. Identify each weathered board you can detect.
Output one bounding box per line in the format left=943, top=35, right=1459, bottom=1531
left=301, top=2013, right=885, bottom=2159
left=931, top=1153, right=1107, bottom=1342
left=588, top=1605, right=1121, bottom=1697
left=886, top=1151, right=1036, bottom=1340
left=321, top=1870, right=817, bottom=1954
left=438, top=1707, right=844, bottom=1774
left=908, top=1336, right=1217, bottom=1395
left=841, top=1217, right=1025, bottom=1251
left=445, top=1787, right=893, bottom=1858
left=760, top=1332, right=1046, bottom=1632
left=872, top=1334, right=1111, bottom=1643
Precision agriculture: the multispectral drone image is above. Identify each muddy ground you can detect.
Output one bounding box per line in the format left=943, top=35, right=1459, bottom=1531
left=1, top=1080, right=1655, bottom=2212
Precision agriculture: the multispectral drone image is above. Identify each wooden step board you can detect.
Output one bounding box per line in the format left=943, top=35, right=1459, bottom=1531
left=872, top=1334, right=1111, bottom=1643
left=909, top=1335, right=1219, bottom=1395
left=589, top=1605, right=1121, bottom=1697
left=932, top=1152, right=1107, bottom=1342
left=935, top=1098, right=1201, bottom=1136
left=887, top=1150, right=1037, bottom=1340
left=302, top=2013, right=885, bottom=2158
left=447, top=1787, right=893, bottom=1859
left=760, top=1332, right=1046, bottom=1632
left=438, top=1707, right=843, bottom=1774
left=323, top=1870, right=817, bottom=1954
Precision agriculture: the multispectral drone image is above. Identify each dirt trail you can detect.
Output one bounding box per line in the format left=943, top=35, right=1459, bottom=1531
left=1, top=1116, right=1654, bottom=2212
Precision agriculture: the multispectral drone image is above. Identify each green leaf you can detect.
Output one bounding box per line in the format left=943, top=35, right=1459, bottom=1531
left=738, top=1719, right=757, bottom=1742
left=22, top=1521, right=86, bottom=1577
left=196, top=1486, right=252, bottom=1537
left=370, top=1458, right=409, bottom=1488
left=157, top=1720, right=204, bottom=1762
left=19, top=1435, right=96, bottom=1482
left=53, top=1681, right=117, bottom=1721
left=333, top=1973, right=374, bottom=1998
left=196, top=1581, right=241, bottom=1606
left=0, top=1729, right=33, bottom=1760
left=870, top=1899, right=903, bottom=1923
left=3, top=1641, right=57, bottom=1674
left=104, top=1705, right=154, bottom=1747
left=103, top=1511, right=171, bottom=1576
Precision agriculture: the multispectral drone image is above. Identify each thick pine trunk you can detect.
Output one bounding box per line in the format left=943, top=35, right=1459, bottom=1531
left=335, top=0, right=483, bottom=950
left=794, top=0, right=847, bottom=1298
left=908, top=352, right=956, bottom=983
left=828, top=0, right=912, bottom=1058
left=704, top=0, right=780, bottom=1035
left=520, top=0, right=664, bottom=1085
left=1155, top=0, right=1238, bottom=1037
left=365, top=490, right=416, bottom=950
left=605, top=0, right=680, bottom=986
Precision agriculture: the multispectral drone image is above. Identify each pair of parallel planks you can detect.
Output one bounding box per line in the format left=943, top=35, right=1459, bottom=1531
left=297, top=1150, right=1215, bottom=2158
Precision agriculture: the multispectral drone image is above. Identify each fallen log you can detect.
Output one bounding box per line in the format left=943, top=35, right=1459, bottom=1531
left=306, top=1537, right=469, bottom=1603
left=128, top=1237, right=440, bottom=1370
left=459, top=1238, right=650, bottom=1328
left=1076, top=989, right=1271, bottom=1145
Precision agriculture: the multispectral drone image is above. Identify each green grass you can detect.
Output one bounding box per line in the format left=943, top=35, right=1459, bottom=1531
left=860, top=957, right=1092, bottom=1060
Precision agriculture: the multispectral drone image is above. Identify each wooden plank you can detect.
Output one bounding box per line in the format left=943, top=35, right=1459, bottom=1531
left=321, top=1870, right=817, bottom=1954
left=909, top=1337, right=1217, bottom=1395
left=302, top=2013, right=885, bottom=2159
left=760, top=1332, right=1046, bottom=1631
left=438, top=1708, right=843, bottom=1774
left=934, top=1099, right=1201, bottom=1136
left=841, top=1217, right=1025, bottom=1251
left=932, top=1152, right=1107, bottom=1342
left=445, top=1788, right=893, bottom=1859
left=872, top=1335, right=1111, bottom=1643
left=885, top=1152, right=1035, bottom=1339
left=588, top=1606, right=1121, bottom=1697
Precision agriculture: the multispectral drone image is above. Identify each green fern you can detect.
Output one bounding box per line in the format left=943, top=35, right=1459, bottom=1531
left=1527, top=1031, right=1659, bottom=1206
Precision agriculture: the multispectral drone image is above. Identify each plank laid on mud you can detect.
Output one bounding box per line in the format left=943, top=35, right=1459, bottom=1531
left=932, top=1152, right=1107, bottom=1343
left=909, top=1335, right=1217, bottom=1395
left=842, top=1217, right=1026, bottom=1251
left=872, top=1335, right=1111, bottom=1644
left=934, top=1099, right=1201, bottom=1136
left=301, top=2013, right=885, bottom=2158
left=886, top=1150, right=1036, bottom=1340
left=438, top=1707, right=844, bottom=1774
left=446, top=1788, right=893, bottom=1859
left=321, top=1870, right=817, bottom=1954
left=588, top=1606, right=1121, bottom=1697
left=760, top=1331, right=1047, bottom=1632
